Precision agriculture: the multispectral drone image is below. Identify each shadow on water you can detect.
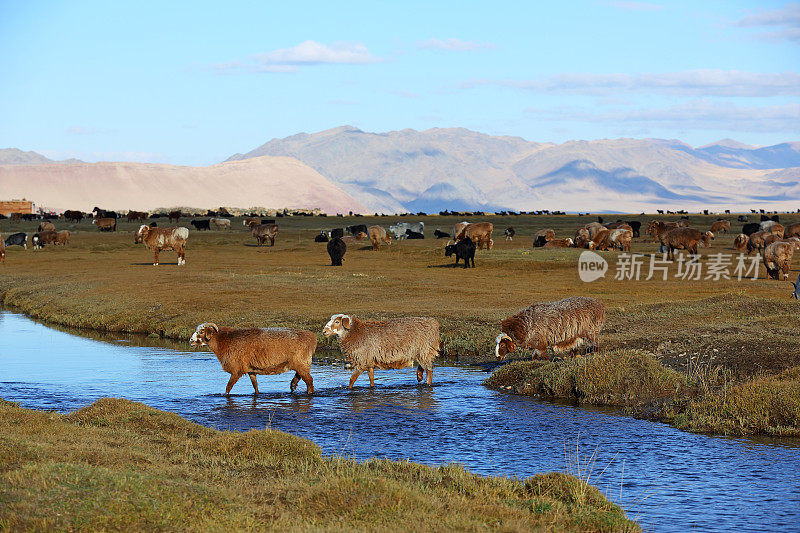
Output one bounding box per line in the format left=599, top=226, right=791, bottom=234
left=1, top=309, right=800, bottom=532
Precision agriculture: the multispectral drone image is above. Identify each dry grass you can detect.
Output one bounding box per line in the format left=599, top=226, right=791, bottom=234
left=0, top=397, right=638, bottom=531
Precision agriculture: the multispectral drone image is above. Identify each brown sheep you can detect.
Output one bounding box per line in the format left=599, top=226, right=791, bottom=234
left=574, top=236, right=596, bottom=250
left=135, top=225, right=188, bottom=265
left=608, top=228, right=633, bottom=251
left=662, top=228, right=714, bottom=260
left=763, top=238, right=800, bottom=280
left=32, top=230, right=58, bottom=249
left=495, top=297, right=605, bottom=360
left=746, top=230, right=771, bottom=254
left=543, top=238, right=573, bottom=248
left=646, top=220, right=678, bottom=242
left=574, top=227, right=590, bottom=241
left=37, top=221, right=55, bottom=232
left=535, top=228, right=556, bottom=241
left=368, top=225, right=391, bottom=250
left=711, top=220, right=731, bottom=234
left=584, top=222, right=605, bottom=239
left=769, top=223, right=785, bottom=238
left=190, top=323, right=315, bottom=395
left=733, top=233, right=748, bottom=251
left=591, top=228, right=614, bottom=251
left=249, top=222, right=279, bottom=246
left=457, top=222, right=494, bottom=250
left=323, top=314, right=439, bottom=388
left=168, top=210, right=182, bottom=222
left=784, top=222, right=800, bottom=239
left=92, top=217, right=116, bottom=232
left=55, top=230, right=70, bottom=245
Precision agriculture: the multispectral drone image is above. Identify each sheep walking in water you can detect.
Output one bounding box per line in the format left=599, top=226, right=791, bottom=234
left=495, top=297, right=605, bottom=360
left=323, top=314, right=439, bottom=388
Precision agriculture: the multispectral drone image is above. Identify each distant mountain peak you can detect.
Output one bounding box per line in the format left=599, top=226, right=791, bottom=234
left=698, top=138, right=759, bottom=150
left=0, top=148, right=83, bottom=165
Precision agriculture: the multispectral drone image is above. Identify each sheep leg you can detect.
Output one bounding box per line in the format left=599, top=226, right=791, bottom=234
left=292, top=369, right=314, bottom=394
left=249, top=373, right=259, bottom=395
left=153, top=249, right=160, bottom=266
left=348, top=370, right=362, bottom=389
left=416, top=365, right=424, bottom=382
left=290, top=372, right=301, bottom=392
left=225, top=372, right=242, bottom=395
left=425, top=367, right=433, bottom=385
left=368, top=368, right=375, bottom=388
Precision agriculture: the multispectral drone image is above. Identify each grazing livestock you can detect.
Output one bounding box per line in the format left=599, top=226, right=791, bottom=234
left=210, top=218, right=231, bottom=230
left=368, top=225, right=391, bottom=250
left=168, top=210, right=182, bottom=222
left=662, top=228, right=714, bottom=260
left=452, top=221, right=469, bottom=240
left=341, top=232, right=368, bottom=245
left=405, top=229, right=425, bottom=239
left=575, top=227, right=590, bottom=241
left=56, top=230, right=70, bottom=245
left=127, top=211, right=148, bottom=222
left=390, top=222, right=425, bottom=240
left=646, top=220, right=679, bottom=242
left=733, top=233, right=749, bottom=251
left=784, top=223, right=800, bottom=239
left=444, top=236, right=476, bottom=268
left=346, top=224, right=368, bottom=236
left=190, top=219, right=211, bottom=231
left=249, top=222, right=279, bottom=246
left=32, top=230, right=58, bottom=249
left=37, top=221, right=55, bottom=232
left=763, top=239, right=800, bottom=280
left=746, top=230, right=771, bottom=254
left=92, top=207, right=117, bottom=219
left=323, top=314, right=440, bottom=387
left=534, top=228, right=556, bottom=244
left=314, top=231, right=329, bottom=243
left=4, top=232, right=27, bottom=248
left=495, top=296, right=605, bottom=360
left=503, top=227, right=515, bottom=240
left=456, top=222, right=493, bottom=250
left=243, top=217, right=260, bottom=227
left=190, top=323, right=315, bottom=395
left=711, top=220, right=731, bottom=234
left=434, top=229, right=450, bottom=239
left=135, top=225, right=188, bottom=265
left=63, top=210, right=84, bottom=222
left=626, top=220, right=642, bottom=238
left=92, top=218, right=116, bottom=232
left=742, top=223, right=761, bottom=236
left=327, top=237, right=346, bottom=266
left=677, top=219, right=691, bottom=228
left=574, top=236, right=595, bottom=249
left=591, top=229, right=614, bottom=251
left=768, top=223, right=785, bottom=238
left=584, top=222, right=605, bottom=239
left=608, top=228, right=633, bottom=251
left=543, top=238, right=573, bottom=248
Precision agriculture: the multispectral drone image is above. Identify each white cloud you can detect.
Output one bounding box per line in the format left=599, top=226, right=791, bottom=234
left=251, top=40, right=380, bottom=66
left=67, top=126, right=104, bottom=135
left=734, top=3, right=800, bottom=43
left=417, top=38, right=496, bottom=51
left=462, top=70, right=800, bottom=96
left=526, top=100, right=800, bottom=133
left=606, top=1, right=664, bottom=11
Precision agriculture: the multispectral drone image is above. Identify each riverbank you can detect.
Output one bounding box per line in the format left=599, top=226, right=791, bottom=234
left=485, top=350, right=800, bottom=437
left=0, top=397, right=637, bottom=531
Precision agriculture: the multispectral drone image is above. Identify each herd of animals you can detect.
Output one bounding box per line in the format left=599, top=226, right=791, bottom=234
left=2, top=207, right=800, bottom=394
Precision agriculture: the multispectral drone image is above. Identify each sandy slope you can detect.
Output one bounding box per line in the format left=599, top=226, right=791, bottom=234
left=0, top=156, right=367, bottom=214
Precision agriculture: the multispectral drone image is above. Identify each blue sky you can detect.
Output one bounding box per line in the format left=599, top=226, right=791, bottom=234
left=0, top=0, right=798, bottom=165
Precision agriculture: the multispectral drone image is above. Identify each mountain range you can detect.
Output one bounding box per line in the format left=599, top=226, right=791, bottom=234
left=227, top=127, right=800, bottom=213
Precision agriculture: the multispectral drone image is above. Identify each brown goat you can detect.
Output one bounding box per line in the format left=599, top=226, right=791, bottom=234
left=495, top=296, right=605, bottom=360
left=591, top=228, right=614, bottom=251
left=32, top=230, right=58, bottom=249
left=249, top=222, right=279, bottom=246
left=323, top=314, right=439, bottom=388
left=647, top=220, right=678, bottom=242
left=543, top=238, right=573, bottom=248
left=584, top=222, right=605, bottom=239
left=368, top=225, right=391, bottom=250
left=55, top=230, right=70, bottom=245
left=457, top=222, right=494, bottom=250
left=92, top=217, right=116, bottom=232
left=746, top=230, right=771, bottom=254
left=784, top=222, right=800, bottom=239
left=763, top=238, right=800, bottom=280
left=535, top=228, right=556, bottom=242
left=135, top=225, right=188, bottom=265
left=608, top=228, right=633, bottom=251
left=662, top=228, right=714, bottom=260
left=574, top=236, right=596, bottom=250
left=574, top=227, right=590, bottom=241
left=711, top=220, right=731, bottom=234
left=769, top=223, right=785, bottom=238
left=37, top=221, right=55, bottom=232
left=190, top=323, right=315, bottom=395
left=733, top=233, right=748, bottom=251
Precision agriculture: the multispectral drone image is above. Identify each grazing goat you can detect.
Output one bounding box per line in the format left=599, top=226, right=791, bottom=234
left=32, top=230, right=58, bottom=249
left=543, top=238, right=573, bottom=248
left=733, top=233, right=748, bottom=251
left=768, top=223, right=785, bottom=238
left=495, top=296, right=605, bottom=360
left=575, top=227, right=590, bottom=241
left=249, top=222, right=278, bottom=246
left=327, top=237, right=346, bottom=266
left=210, top=217, right=231, bottom=230
left=37, top=221, right=55, bottom=232
left=135, top=225, right=188, bottom=265
left=444, top=236, right=476, bottom=268
left=783, top=222, right=800, bottom=239
left=504, top=227, right=515, bottom=240
left=534, top=228, right=555, bottom=247
left=646, top=220, right=678, bottom=242
left=763, top=238, right=800, bottom=280
left=574, top=236, right=595, bottom=249
left=92, top=217, right=116, bottom=232
left=584, top=222, right=605, bottom=239
left=711, top=220, right=731, bottom=234
left=55, top=230, right=70, bottom=246
left=591, top=229, right=614, bottom=251
left=190, top=323, right=315, bottom=395
left=4, top=232, right=27, bottom=248
left=608, top=228, right=633, bottom=251
left=662, top=228, right=714, bottom=260
left=434, top=229, right=450, bottom=239
left=746, top=230, right=771, bottom=254
left=323, top=314, right=440, bottom=387
left=368, top=225, right=391, bottom=250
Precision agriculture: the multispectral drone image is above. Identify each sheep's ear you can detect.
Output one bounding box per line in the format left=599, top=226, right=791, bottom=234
left=341, top=316, right=351, bottom=330
left=203, top=323, right=218, bottom=341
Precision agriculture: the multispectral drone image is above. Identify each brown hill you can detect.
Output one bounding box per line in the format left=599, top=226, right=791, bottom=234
left=0, top=156, right=366, bottom=214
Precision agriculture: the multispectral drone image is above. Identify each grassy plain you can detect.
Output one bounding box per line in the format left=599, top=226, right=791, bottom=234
left=1, top=212, right=799, bottom=437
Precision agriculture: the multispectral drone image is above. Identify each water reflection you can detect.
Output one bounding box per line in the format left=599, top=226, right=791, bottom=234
left=1, top=310, right=799, bottom=532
